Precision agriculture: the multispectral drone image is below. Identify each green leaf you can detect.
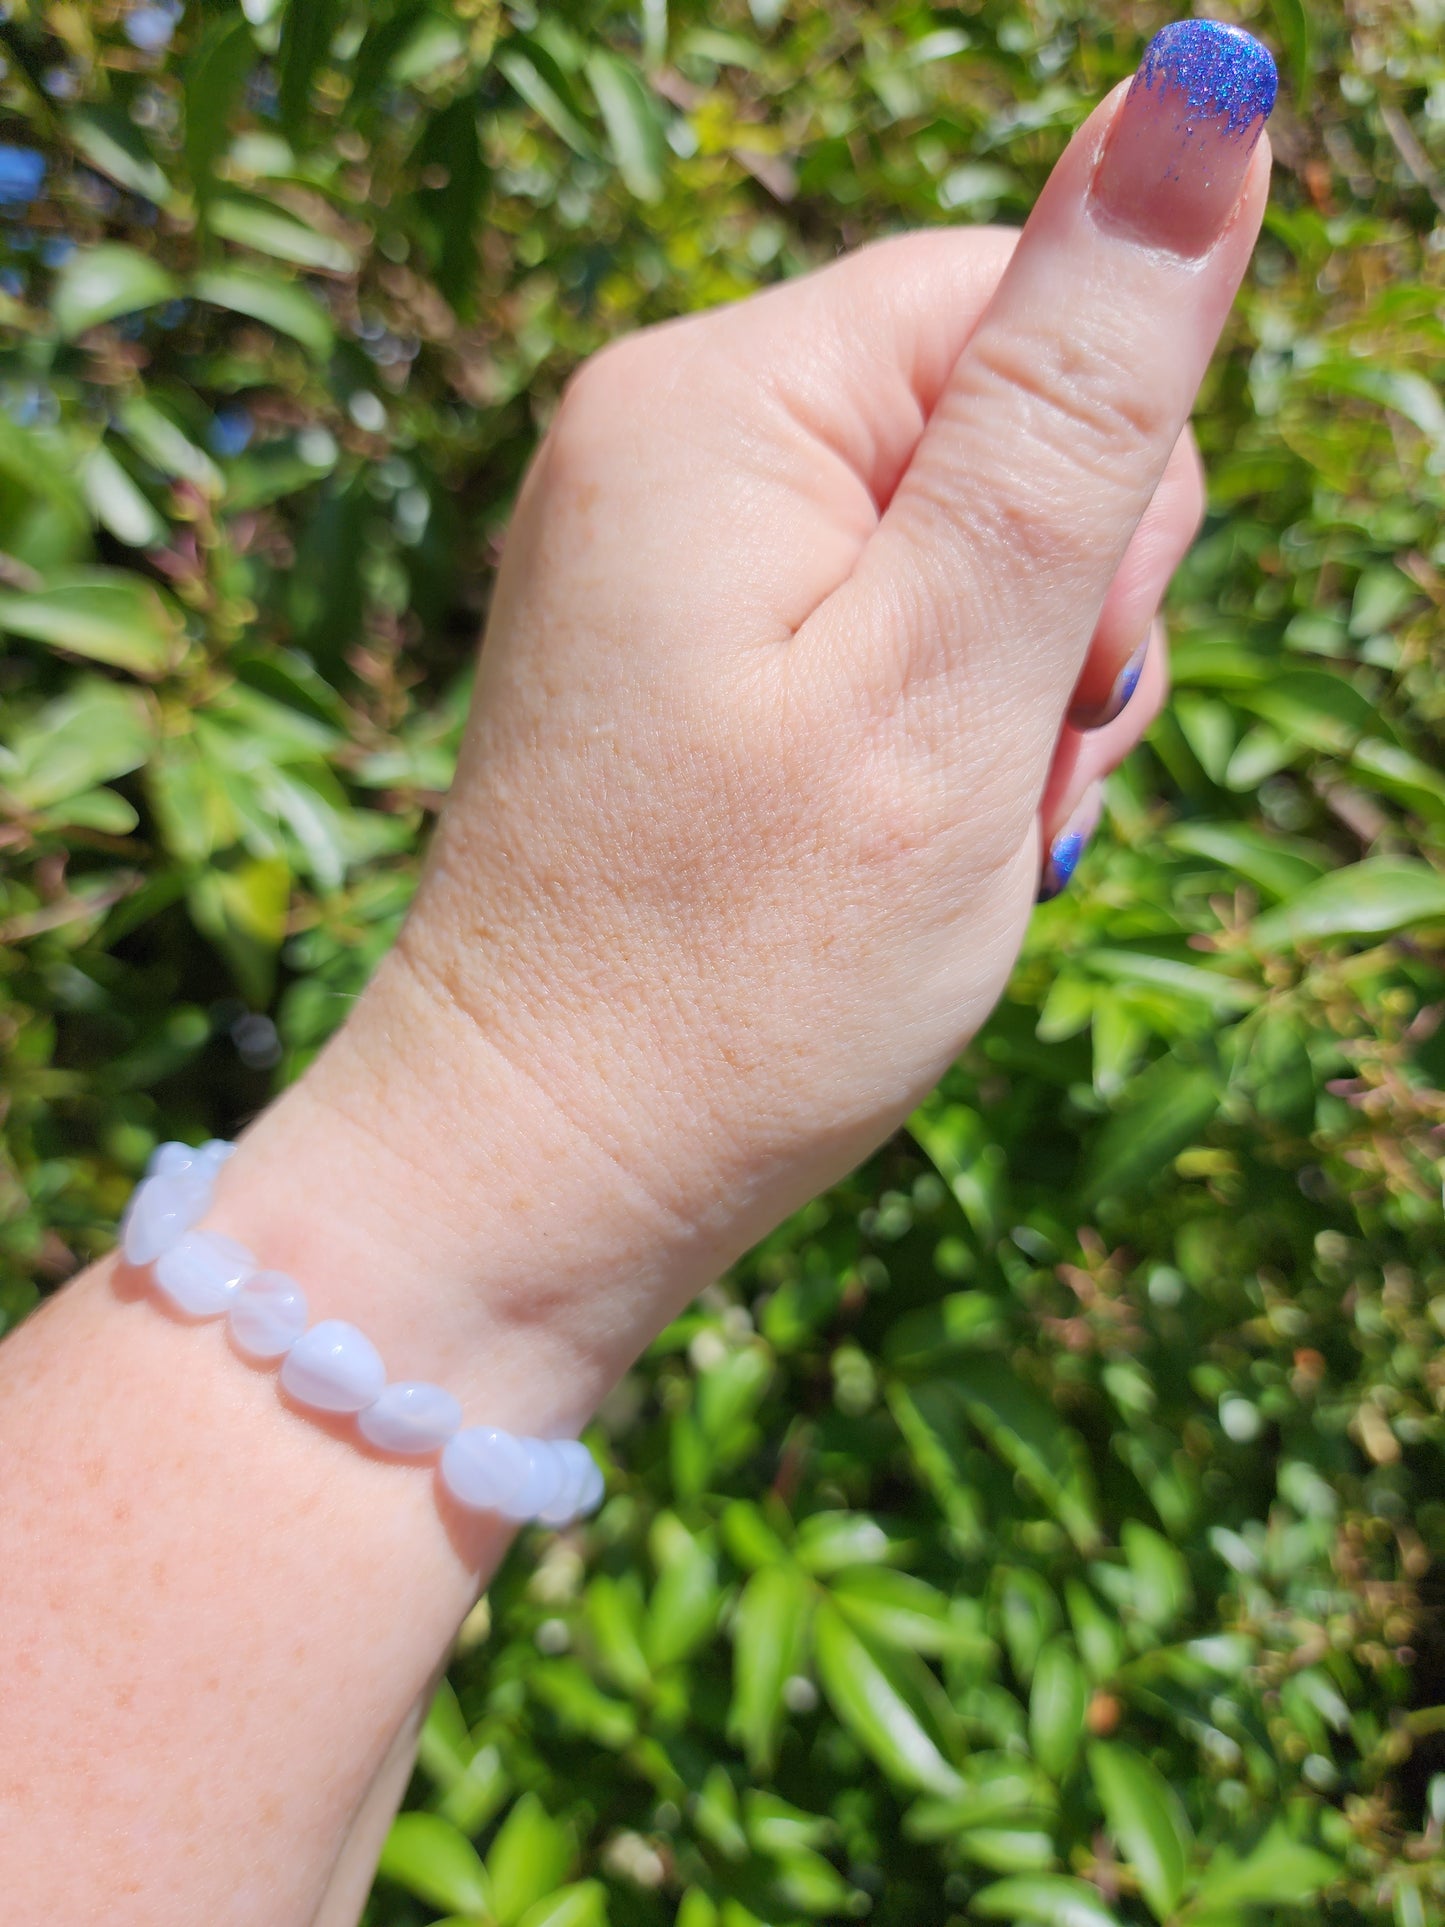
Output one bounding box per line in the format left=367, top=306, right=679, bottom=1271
left=81, top=443, right=167, bottom=548
left=1120, top=1521, right=1192, bottom=1632
left=795, top=1510, right=899, bottom=1573
left=583, top=1573, right=653, bottom=1698
left=1235, top=667, right=1387, bottom=757
left=185, top=13, right=255, bottom=205
left=497, top=47, right=597, bottom=157
left=1191, top=1823, right=1337, bottom=1911
left=831, top=1568, right=986, bottom=1659
left=813, top=1599, right=963, bottom=1796
left=1269, top=0, right=1312, bottom=103
left=2, top=679, right=151, bottom=808
left=516, top=1882, right=609, bottom=1927
left=206, top=196, right=355, bottom=273
left=1081, top=1058, right=1221, bottom=1206
left=646, top=1526, right=719, bottom=1668
left=0, top=568, right=181, bottom=675
left=906, top=1754, right=1057, bottom=1838
left=116, top=395, right=223, bottom=494
left=410, top=95, right=488, bottom=313
left=191, top=267, right=334, bottom=358
left=486, top=1793, right=573, bottom=1927
left=729, top=1562, right=812, bottom=1770
left=972, top=1874, right=1123, bottom=1927
left=1169, top=823, right=1327, bottom=902
left=1029, top=1638, right=1087, bottom=1780
left=1085, top=950, right=1261, bottom=1014
left=956, top=1827, right=1057, bottom=1874
left=53, top=245, right=177, bottom=339
left=1088, top=1743, right=1191, bottom=1921
left=66, top=105, right=173, bottom=205
left=377, top=1811, right=490, bottom=1917
left=949, top=1358, right=1102, bottom=1554
left=1251, top=858, right=1445, bottom=948
left=278, top=0, right=342, bottom=136
left=586, top=51, right=666, bottom=201
left=187, top=853, right=290, bottom=1003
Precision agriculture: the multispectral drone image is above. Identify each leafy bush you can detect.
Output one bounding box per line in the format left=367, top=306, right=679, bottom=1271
left=1, top=2, right=1443, bottom=1924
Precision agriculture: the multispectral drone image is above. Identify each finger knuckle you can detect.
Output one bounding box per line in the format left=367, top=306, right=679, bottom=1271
left=968, top=319, right=1171, bottom=488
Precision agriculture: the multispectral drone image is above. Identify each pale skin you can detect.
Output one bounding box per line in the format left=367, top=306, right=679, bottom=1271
left=0, top=74, right=1270, bottom=1925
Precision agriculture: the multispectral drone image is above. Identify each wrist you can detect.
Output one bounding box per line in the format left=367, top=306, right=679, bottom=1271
left=207, top=945, right=693, bottom=1429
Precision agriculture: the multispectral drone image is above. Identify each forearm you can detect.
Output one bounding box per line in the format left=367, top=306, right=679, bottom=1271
left=0, top=956, right=668, bottom=1923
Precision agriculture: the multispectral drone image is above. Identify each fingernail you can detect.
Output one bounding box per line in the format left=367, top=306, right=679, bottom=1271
left=1090, top=20, right=1278, bottom=257
left=1081, top=638, right=1148, bottom=730
left=1038, top=787, right=1102, bottom=903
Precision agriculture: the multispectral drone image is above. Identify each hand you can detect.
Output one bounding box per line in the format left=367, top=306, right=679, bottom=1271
left=230, top=22, right=1275, bottom=1424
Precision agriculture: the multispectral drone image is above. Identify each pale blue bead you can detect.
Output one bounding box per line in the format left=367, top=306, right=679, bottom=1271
left=228, top=1270, right=308, bottom=1359
left=200, top=1139, right=236, bottom=1168
left=153, top=1231, right=254, bottom=1317
left=357, top=1382, right=462, bottom=1455
left=122, top=1170, right=212, bottom=1266
left=499, top=1437, right=568, bottom=1522
left=280, top=1319, right=386, bottom=1413
left=572, top=1455, right=605, bottom=1519
left=539, top=1439, right=595, bottom=1526
left=441, top=1427, right=531, bottom=1514
left=147, top=1140, right=203, bottom=1178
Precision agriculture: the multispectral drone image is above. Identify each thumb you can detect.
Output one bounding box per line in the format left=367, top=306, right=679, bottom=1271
left=842, top=19, right=1276, bottom=729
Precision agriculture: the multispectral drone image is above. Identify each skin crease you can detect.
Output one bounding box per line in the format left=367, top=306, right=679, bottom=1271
left=0, top=69, right=1272, bottom=1927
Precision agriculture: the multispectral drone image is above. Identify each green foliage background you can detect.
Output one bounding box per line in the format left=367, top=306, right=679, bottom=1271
left=1, top=1, right=1443, bottom=1922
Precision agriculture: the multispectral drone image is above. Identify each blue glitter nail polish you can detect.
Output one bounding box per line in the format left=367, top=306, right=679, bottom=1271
left=1134, top=19, right=1278, bottom=142
left=1038, top=828, right=1086, bottom=903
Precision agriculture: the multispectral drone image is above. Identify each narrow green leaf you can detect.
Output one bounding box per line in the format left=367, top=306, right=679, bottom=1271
left=184, top=13, right=255, bottom=204
left=1251, top=857, right=1445, bottom=948
left=497, top=47, right=597, bottom=156
left=516, top=1882, right=609, bottom=1927
left=486, top=1793, right=573, bottom=1927
left=207, top=196, right=355, bottom=273
left=377, top=1811, right=490, bottom=1917
left=187, top=853, right=290, bottom=1003
left=81, top=443, right=167, bottom=548
left=191, top=267, right=334, bottom=358
left=1081, top=1058, right=1221, bottom=1206
left=972, top=1874, right=1123, bottom=1927
left=1029, top=1638, right=1087, bottom=1780
left=2, top=679, right=150, bottom=808
left=1168, top=823, right=1327, bottom=902
left=1191, top=1823, right=1337, bottom=1911
left=950, top=1358, right=1102, bottom=1554
left=646, top=1528, right=719, bottom=1668
left=729, top=1562, right=812, bottom=1770
left=278, top=0, right=342, bottom=136
left=66, top=105, right=173, bottom=205
left=1088, top=1743, right=1191, bottom=1921
left=0, top=569, right=181, bottom=675
left=813, top=1600, right=963, bottom=1796
left=53, top=245, right=177, bottom=339
left=1085, top=950, right=1261, bottom=1013
left=586, top=50, right=666, bottom=200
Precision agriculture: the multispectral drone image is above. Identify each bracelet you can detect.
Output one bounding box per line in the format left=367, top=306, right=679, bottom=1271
left=118, top=1140, right=604, bottom=1528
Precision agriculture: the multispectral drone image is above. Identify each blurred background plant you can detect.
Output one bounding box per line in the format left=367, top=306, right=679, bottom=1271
left=1, top=0, right=1443, bottom=1922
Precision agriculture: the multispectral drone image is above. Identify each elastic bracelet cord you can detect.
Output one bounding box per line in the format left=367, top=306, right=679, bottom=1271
left=118, top=1141, right=604, bottom=1528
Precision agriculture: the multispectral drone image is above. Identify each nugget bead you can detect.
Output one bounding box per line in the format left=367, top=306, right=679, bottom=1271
left=153, top=1231, right=254, bottom=1317
left=122, top=1170, right=213, bottom=1266
left=358, top=1382, right=462, bottom=1455
left=229, top=1271, right=308, bottom=1359
left=280, top=1319, right=386, bottom=1413
left=121, top=1140, right=602, bottom=1527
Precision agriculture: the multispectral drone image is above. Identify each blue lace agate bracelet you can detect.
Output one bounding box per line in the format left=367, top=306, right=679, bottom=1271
left=119, top=1140, right=604, bottom=1528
